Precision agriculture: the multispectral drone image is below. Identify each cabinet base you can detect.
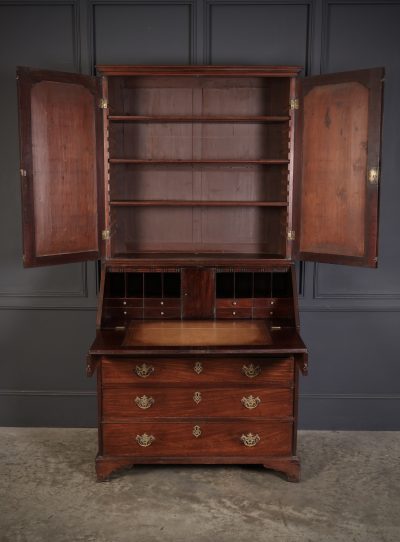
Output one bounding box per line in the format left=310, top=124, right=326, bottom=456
left=96, top=455, right=134, bottom=482
left=263, top=457, right=300, bottom=482
left=95, top=454, right=301, bottom=482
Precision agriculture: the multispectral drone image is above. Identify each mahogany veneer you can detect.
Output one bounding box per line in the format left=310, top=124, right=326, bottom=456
left=17, top=64, right=384, bottom=482
left=101, top=356, right=294, bottom=385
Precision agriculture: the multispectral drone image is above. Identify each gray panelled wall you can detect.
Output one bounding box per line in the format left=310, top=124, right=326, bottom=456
left=0, top=0, right=399, bottom=429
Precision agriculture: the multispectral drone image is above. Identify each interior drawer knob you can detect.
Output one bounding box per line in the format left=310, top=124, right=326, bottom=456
left=242, top=363, right=261, bottom=378
left=241, top=395, right=261, bottom=410
left=136, top=433, right=155, bottom=447
left=135, top=363, right=154, bottom=378
left=193, top=361, right=203, bottom=374
left=240, top=433, right=261, bottom=447
left=134, top=395, right=155, bottom=410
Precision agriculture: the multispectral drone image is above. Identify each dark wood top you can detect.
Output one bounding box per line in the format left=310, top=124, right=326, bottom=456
left=89, top=320, right=307, bottom=356
left=96, top=65, right=302, bottom=77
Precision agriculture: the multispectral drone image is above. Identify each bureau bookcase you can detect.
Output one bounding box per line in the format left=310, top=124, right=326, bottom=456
left=17, top=65, right=384, bottom=481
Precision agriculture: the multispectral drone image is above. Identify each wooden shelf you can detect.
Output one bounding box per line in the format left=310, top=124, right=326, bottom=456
left=110, top=200, right=288, bottom=207
left=108, top=115, right=290, bottom=123
left=109, top=159, right=290, bottom=165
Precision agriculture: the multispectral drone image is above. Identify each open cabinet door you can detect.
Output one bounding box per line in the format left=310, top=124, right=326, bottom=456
left=294, top=68, right=384, bottom=267
left=17, top=67, right=104, bottom=267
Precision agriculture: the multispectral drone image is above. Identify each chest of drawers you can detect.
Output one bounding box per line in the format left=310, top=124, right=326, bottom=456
left=89, top=316, right=308, bottom=482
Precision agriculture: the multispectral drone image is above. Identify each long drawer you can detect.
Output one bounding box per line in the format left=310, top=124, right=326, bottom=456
left=102, top=387, right=293, bottom=419
left=102, top=421, right=293, bottom=457
left=101, top=357, right=294, bottom=386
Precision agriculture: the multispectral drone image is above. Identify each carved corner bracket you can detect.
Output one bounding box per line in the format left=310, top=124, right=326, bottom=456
left=296, top=354, right=308, bottom=376
left=86, top=354, right=100, bottom=377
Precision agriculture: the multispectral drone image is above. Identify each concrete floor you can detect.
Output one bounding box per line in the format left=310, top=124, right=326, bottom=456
left=0, top=429, right=399, bottom=542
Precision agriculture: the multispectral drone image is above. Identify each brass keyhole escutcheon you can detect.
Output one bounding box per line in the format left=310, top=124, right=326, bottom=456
left=193, top=425, right=202, bottom=438
left=193, top=391, right=202, bottom=404
left=368, top=167, right=379, bottom=185
left=194, top=361, right=203, bottom=374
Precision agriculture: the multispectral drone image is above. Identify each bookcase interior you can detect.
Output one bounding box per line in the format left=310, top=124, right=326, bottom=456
left=106, top=75, right=292, bottom=260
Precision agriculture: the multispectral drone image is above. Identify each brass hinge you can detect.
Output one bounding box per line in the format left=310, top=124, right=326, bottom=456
left=20, top=168, right=27, bottom=177
left=287, top=230, right=296, bottom=241
left=102, top=229, right=110, bottom=240
left=99, top=98, right=108, bottom=109
left=368, top=167, right=379, bottom=185
left=290, top=98, right=299, bottom=110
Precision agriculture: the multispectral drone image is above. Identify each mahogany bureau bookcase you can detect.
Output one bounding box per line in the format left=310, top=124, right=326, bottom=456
left=16, top=65, right=384, bottom=482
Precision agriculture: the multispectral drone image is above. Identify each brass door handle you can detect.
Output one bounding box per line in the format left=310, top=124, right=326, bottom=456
left=242, top=363, right=261, bottom=378
left=241, top=395, right=261, bottom=410
left=134, top=395, right=155, bottom=409
left=136, top=433, right=155, bottom=447
left=135, top=363, right=154, bottom=378
left=240, top=433, right=261, bottom=447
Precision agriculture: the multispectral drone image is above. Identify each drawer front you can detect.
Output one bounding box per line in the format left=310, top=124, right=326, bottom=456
left=143, top=308, right=181, bottom=319
left=254, top=299, right=293, bottom=318
left=216, top=308, right=252, bottom=319
left=144, top=298, right=181, bottom=308
left=216, top=299, right=253, bottom=309
left=102, top=421, right=293, bottom=457
left=104, top=298, right=143, bottom=308
left=101, top=357, right=294, bottom=386
left=103, top=307, right=143, bottom=321
left=253, top=298, right=277, bottom=308
left=102, top=387, right=293, bottom=419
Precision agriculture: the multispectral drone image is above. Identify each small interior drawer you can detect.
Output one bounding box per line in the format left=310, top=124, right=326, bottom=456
left=216, top=299, right=253, bottom=309
left=103, top=307, right=143, bottom=321
left=144, top=298, right=181, bottom=308
left=104, top=298, right=143, bottom=308
left=216, top=308, right=252, bottom=319
left=143, top=308, right=181, bottom=319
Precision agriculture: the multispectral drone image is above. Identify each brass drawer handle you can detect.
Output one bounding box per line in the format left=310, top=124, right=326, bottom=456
left=134, top=395, right=155, bottom=410
left=241, top=395, right=261, bottom=410
left=136, top=433, right=155, bottom=447
left=193, top=425, right=202, bottom=438
left=240, top=433, right=261, bottom=447
left=242, top=363, right=261, bottom=378
left=193, top=391, right=202, bottom=404
left=135, top=363, right=154, bottom=378
left=194, top=361, right=203, bottom=374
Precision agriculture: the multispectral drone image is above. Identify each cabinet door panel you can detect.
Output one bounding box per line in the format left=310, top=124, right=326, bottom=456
left=17, top=67, right=103, bottom=266
left=182, top=268, right=215, bottom=318
left=295, top=68, right=383, bottom=267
